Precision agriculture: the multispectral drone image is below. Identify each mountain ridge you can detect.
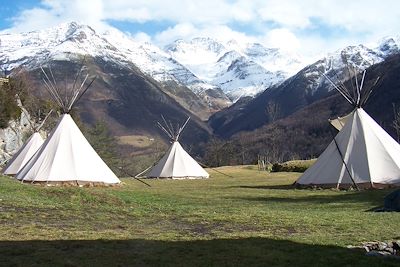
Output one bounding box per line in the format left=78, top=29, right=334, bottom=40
left=209, top=37, right=400, bottom=137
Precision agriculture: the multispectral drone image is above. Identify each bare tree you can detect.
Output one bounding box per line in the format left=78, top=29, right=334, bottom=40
left=265, top=101, right=281, bottom=122
left=392, top=103, right=400, bottom=142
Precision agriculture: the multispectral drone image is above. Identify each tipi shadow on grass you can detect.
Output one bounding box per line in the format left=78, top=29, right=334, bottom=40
left=0, top=237, right=398, bottom=267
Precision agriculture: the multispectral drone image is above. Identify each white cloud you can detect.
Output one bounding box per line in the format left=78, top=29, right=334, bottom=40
left=154, top=23, right=198, bottom=45
left=133, top=32, right=152, bottom=43
left=4, top=0, right=400, bottom=57
left=153, top=23, right=256, bottom=48
left=9, top=0, right=109, bottom=33
left=262, top=28, right=301, bottom=52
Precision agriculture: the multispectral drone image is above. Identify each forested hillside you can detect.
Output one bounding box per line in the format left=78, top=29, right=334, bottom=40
left=204, top=54, right=400, bottom=166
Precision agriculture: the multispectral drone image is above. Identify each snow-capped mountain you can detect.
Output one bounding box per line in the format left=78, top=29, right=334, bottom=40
left=242, top=43, right=303, bottom=75
left=1, top=22, right=399, bottom=116
left=165, top=37, right=306, bottom=101
left=0, top=22, right=308, bottom=108
left=0, top=22, right=127, bottom=70
left=300, top=39, right=399, bottom=96
left=0, top=22, right=231, bottom=116
left=0, top=23, right=214, bottom=145
left=209, top=37, right=400, bottom=137
left=101, top=29, right=226, bottom=100
left=212, top=51, right=286, bottom=98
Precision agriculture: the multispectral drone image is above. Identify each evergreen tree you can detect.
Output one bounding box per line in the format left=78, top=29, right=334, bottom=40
left=83, top=120, right=121, bottom=175
left=0, top=78, right=23, bottom=128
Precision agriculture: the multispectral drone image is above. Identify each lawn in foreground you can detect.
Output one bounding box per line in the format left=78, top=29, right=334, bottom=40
left=0, top=166, right=399, bottom=266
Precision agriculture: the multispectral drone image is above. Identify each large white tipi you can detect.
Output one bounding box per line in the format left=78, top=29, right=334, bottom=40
left=146, top=117, right=209, bottom=179
left=16, top=66, right=120, bottom=185
left=296, top=69, right=400, bottom=189
left=2, top=110, right=52, bottom=175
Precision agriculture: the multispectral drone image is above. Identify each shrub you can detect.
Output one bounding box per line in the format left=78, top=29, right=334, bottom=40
left=271, top=159, right=316, bottom=173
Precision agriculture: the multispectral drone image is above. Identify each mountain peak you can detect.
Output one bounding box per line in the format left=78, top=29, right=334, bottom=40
left=377, top=36, right=400, bottom=57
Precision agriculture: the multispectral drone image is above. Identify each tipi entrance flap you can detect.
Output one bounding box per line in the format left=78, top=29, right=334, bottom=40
left=339, top=110, right=370, bottom=184
left=329, top=111, right=353, bottom=131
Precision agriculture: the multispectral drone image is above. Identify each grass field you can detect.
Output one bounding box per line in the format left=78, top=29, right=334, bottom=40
left=1, top=166, right=399, bottom=266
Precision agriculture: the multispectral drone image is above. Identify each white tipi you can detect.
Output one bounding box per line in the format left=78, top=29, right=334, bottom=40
left=16, top=66, right=120, bottom=185
left=2, top=110, right=52, bottom=175
left=3, top=133, right=44, bottom=175
left=146, top=116, right=209, bottom=179
left=296, top=69, right=400, bottom=189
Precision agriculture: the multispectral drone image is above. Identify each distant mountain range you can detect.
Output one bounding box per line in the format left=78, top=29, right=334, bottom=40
left=217, top=54, right=400, bottom=165
left=0, top=22, right=306, bottom=105
left=209, top=37, right=400, bottom=137
left=0, top=22, right=399, bottom=158
left=0, top=23, right=213, bottom=151
left=165, top=38, right=304, bottom=100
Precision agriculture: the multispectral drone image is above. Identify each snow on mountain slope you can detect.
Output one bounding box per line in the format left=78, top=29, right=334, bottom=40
left=212, top=51, right=286, bottom=99
left=209, top=39, right=400, bottom=138
left=0, top=22, right=128, bottom=71
left=165, top=36, right=400, bottom=101
left=377, top=36, right=400, bottom=55
left=165, top=38, right=227, bottom=82
left=0, top=22, right=230, bottom=113
left=101, top=29, right=223, bottom=96
left=165, top=37, right=306, bottom=101
left=1, top=22, right=398, bottom=109
left=242, top=43, right=304, bottom=76
left=301, top=40, right=399, bottom=96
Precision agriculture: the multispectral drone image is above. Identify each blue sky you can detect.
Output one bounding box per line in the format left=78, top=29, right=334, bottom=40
left=1, top=0, right=399, bottom=58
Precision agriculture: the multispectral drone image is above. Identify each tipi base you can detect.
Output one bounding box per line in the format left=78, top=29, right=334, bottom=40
left=295, top=182, right=400, bottom=190
left=146, top=176, right=209, bottom=180
left=19, top=180, right=120, bottom=187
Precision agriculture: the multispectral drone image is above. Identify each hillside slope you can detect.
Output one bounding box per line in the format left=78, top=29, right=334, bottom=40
left=212, top=54, right=400, bottom=164
left=23, top=58, right=212, bottom=148
left=209, top=41, right=400, bottom=138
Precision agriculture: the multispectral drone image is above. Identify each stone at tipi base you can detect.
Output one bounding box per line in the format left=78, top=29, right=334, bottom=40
left=383, top=189, right=400, bottom=211
left=347, top=241, right=400, bottom=260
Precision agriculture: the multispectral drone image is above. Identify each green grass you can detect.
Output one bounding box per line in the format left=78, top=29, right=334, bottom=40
left=0, top=166, right=399, bottom=266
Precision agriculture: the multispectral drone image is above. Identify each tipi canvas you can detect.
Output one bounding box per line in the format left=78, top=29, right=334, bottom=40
left=296, top=68, right=400, bottom=189
left=147, top=141, right=209, bottom=179
left=296, top=108, right=400, bottom=188
left=146, top=116, right=209, bottom=179
left=15, top=64, right=120, bottom=185
left=16, top=114, right=120, bottom=184
left=3, top=132, right=44, bottom=175
left=2, top=109, right=52, bottom=175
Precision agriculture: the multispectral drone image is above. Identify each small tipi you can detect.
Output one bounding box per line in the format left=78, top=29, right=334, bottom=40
left=146, top=116, right=209, bottom=179
left=296, top=69, right=400, bottom=189
left=16, top=66, right=120, bottom=185
left=2, top=110, right=52, bottom=175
